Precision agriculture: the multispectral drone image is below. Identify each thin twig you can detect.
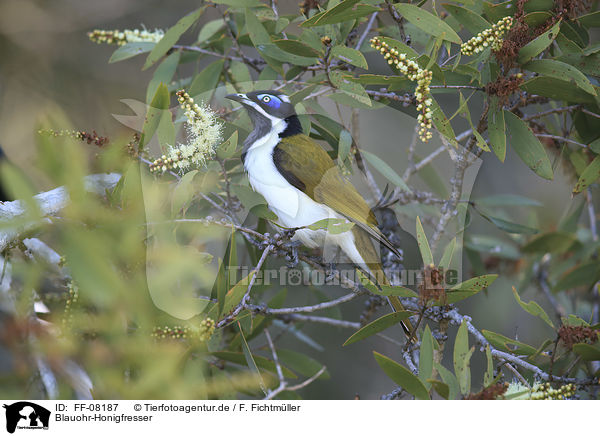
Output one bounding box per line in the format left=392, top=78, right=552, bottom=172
left=355, top=12, right=378, bottom=50
left=217, top=244, right=273, bottom=328
left=534, top=134, right=588, bottom=149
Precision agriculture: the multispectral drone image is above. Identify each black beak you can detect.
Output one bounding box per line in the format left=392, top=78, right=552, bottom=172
left=225, top=93, right=249, bottom=104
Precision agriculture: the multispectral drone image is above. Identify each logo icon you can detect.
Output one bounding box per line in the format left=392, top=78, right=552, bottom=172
left=3, top=402, right=50, bottom=433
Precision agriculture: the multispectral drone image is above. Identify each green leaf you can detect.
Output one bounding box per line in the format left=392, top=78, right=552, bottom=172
left=147, top=51, right=181, bottom=104
left=504, top=110, right=553, bottom=180
left=482, top=330, right=537, bottom=355
left=307, top=218, right=354, bottom=234
left=573, top=156, right=600, bottom=194
left=143, top=7, right=204, bottom=70
left=439, top=238, right=456, bottom=269
left=331, top=45, right=368, bottom=69
left=343, top=312, right=414, bottom=346
left=475, top=194, right=542, bottom=207
left=211, top=350, right=296, bottom=379
left=212, top=0, right=262, bottom=7
left=189, top=60, right=225, bottom=98
left=360, top=150, right=411, bottom=192
left=140, top=83, right=170, bottom=148
left=217, top=131, right=238, bottom=160
left=256, top=44, right=318, bottom=66
left=237, top=322, right=268, bottom=395
left=273, top=39, right=322, bottom=58
left=577, top=11, right=600, bottom=28
left=521, top=231, right=577, bottom=254
left=276, top=349, right=330, bottom=380
left=454, top=320, right=473, bottom=396
left=524, top=59, right=596, bottom=96
left=435, top=363, right=459, bottom=400
left=328, top=71, right=371, bottom=106
left=523, top=78, right=597, bottom=103
left=109, top=42, right=156, bottom=63
left=338, top=129, right=352, bottom=162
left=250, top=204, right=278, bottom=221
left=517, top=20, right=561, bottom=63
left=416, top=216, right=433, bottom=266
left=419, top=325, right=434, bottom=389
left=512, top=286, right=555, bottom=328
left=554, top=261, right=600, bottom=291
left=394, top=4, right=462, bottom=44
left=484, top=345, right=494, bottom=387
left=373, top=352, right=430, bottom=400
left=221, top=271, right=255, bottom=316
left=357, top=270, right=419, bottom=298
left=487, top=98, right=506, bottom=162
left=428, top=380, right=449, bottom=399
left=479, top=212, right=539, bottom=235
left=443, top=274, right=498, bottom=304
left=572, top=343, right=600, bottom=361
left=442, top=4, right=491, bottom=34
left=301, top=0, right=379, bottom=27
left=430, top=96, right=458, bottom=147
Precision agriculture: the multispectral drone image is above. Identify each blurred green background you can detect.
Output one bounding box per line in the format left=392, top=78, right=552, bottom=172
left=0, top=0, right=595, bottom=399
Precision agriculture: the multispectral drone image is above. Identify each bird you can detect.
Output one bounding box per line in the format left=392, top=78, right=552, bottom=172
left=225, top=90, right=414, bottom=338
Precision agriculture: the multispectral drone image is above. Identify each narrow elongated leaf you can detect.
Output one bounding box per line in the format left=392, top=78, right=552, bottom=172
left=475, top=194, right=542, bottom=207
left=479, top=212, right=539, bottom=235
left=521, top=231, right=577, bottom=254
left=482, top=330, right=537, bottom=355
left=517, top=20, right=560, bottom=63
left=276, top=349, right=330, bottom=380
left=307, top=218, right=354, bottom=234
left=237, top=323, right=267, bottom=395
left=442, top=4, right=491, bottom=34
left=343, top=312, right=413, bottom=346
left=439, top=238, right=456, bottom=270
left=435, top=363, right=459, bottom=400
left=212, top=0, right=262, bottom=6
left=521, top=77, right=597, bottom=104
left=331, top=45, right=368, bottom=69
left=572, top=343, right=600, bottom=361
left=360, top=150, right=411, bottom=192
left=573, top=156, right=600, bottom=194
left=512, top=287, right=554, bottom=328
left=140, top=83, right=170, bottom=148
left=109, top=42, right=155, bottom=63
left=487, top=98, right=506, bottom=161
left=419, top=325, right=434, bottom=388
left=443, top=274, right=498, bottom=304
left=146, top=51, right=181, bottom=103
left=301, top=0, right=379, bottom=27
left=373, top=352, right=430, bottom=400
left=210, top=351, right=296, bottom=379
left=554, top=261, right=600, bottom=291
left=416, top=216, right=433, bottom=266
left=217, top=131, right=238, bottom=160
left=395, top=4, right=462, bottom=44
left=256, top=44, right=318, bottom=66
left=454, top=320, right=473, bottom=396
left=504, top=110, right=553, bottom=180
left=144, top=7, right=204, bottom=69
left=189, top=60, right=225, bottom=97
left=484, top=345, right=494, bottom=387
left=273, top=39, right=322, bottom=58
left=524, top=59, right=596, bottom=96
left=328, top=71, right=371, bottom=106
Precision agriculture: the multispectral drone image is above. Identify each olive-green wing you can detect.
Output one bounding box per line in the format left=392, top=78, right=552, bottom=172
left=274, top=134, right=401, bottom=258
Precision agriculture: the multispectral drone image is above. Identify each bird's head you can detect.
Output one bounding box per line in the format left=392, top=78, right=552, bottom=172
left=226, top=90, right=297, bottom=130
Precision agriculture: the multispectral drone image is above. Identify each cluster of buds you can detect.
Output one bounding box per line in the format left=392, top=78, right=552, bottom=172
left=150, top=90, right=223, bottom=174
left=87, top=28, right=165, bottom=46
left=38, top=128, right=109, bottom=147
left=530, top=383, right=576, bottom=400
left=461, top=16, right=514, bottom=56
left=62, top=280, right=79, bottom=331
left=370, top=37, right=433, bottom=142
left=198, top=317, right=216, bottom=342
left=151, top=325, right=193, bottom=340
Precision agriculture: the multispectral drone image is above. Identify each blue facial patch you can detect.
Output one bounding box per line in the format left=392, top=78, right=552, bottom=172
left=257, top=93, right=281, bottom=109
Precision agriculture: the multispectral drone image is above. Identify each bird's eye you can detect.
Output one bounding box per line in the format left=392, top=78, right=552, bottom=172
left=262, top=96, right=271, bottom=103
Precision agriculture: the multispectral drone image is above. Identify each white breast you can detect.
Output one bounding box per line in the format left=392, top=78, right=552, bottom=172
left=243, top=127, right=368, bottom=267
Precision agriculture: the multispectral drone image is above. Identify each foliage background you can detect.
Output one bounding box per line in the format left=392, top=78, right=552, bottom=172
left=0, top=0, right=599, bottom=399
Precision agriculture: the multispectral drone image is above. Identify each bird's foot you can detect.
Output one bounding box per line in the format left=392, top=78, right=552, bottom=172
left=284, top=240, right=301, bottom=267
